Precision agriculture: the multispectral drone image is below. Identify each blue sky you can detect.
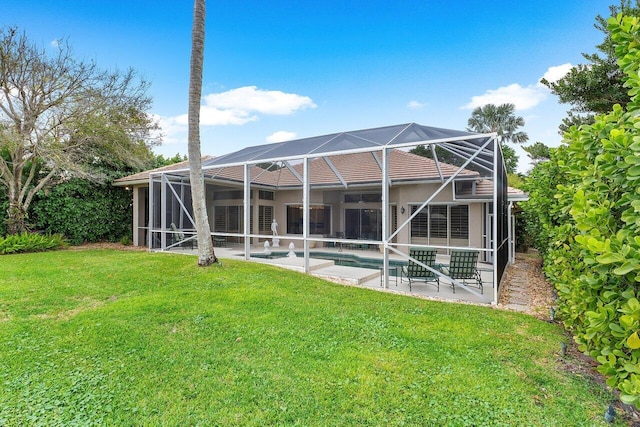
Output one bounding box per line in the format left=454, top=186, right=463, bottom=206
left=8, top=1, right=610, bottom=172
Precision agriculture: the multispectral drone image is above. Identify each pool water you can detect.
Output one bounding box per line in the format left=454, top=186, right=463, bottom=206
left=250, top=251, right=406, bottom=276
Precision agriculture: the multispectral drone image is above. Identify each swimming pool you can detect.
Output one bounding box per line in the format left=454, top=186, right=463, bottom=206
left=249, top=251, right=406, bottom=275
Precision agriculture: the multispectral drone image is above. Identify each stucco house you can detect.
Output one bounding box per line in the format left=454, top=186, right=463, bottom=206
left=114, top=123, right=527, bottom=303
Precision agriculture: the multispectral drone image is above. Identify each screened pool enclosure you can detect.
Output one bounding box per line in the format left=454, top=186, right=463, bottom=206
left=123, top=123, right=514, bottom=304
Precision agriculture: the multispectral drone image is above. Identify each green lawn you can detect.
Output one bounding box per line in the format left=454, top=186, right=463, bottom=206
left=0, top=250, right=622, bottom=426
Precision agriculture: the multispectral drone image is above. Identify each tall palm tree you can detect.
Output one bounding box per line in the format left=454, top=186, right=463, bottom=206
left=188, top=0, right=216, bottom=265
left=467, top=103, right=528, bottom=144
left=467, top=103, right=527, bottom=174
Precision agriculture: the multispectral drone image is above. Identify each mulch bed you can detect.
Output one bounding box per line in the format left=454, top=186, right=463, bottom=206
left=65, top=242, right=147, bottom=252
left=498, top=250, right=556, bottom=319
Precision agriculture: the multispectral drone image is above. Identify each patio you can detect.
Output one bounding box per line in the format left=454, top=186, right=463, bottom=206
left=168, top=244, right=494, bottom=305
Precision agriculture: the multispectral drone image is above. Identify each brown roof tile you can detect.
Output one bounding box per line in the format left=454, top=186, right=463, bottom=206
left=115, top=150, right=479, bottom=188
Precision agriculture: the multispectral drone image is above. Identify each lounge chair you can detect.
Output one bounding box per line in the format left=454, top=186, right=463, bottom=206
left=400, top=247, right=439, bottom=292
left=440, top=250, right=482, bottom=294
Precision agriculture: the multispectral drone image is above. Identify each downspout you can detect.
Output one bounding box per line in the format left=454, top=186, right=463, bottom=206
left=508, top=201, right=514, bottom=265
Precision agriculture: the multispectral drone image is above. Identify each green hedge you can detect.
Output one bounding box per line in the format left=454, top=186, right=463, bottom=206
left=523, top=14, right=640, bottom=406
left=31, top=178, right=133, bottom=245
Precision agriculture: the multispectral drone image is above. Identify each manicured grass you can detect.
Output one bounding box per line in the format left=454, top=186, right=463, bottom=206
left=0, top=250, right=622, bottom=426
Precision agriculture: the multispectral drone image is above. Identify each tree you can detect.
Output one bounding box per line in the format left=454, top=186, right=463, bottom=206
left=466, top=103, right=527, bottom=174
left=500, top=144, right=519, bottom=175
left=151, top=153, right=187, bottom=169
left=0, top=28, right=158, bottom=234
left=188, top=0, right=216, bottom=266
left=541, top=1, right=640, bottom=131
left=522, top=141, right=551, bottom=165
left=409, top=144, right=465, bottom=168
left=467, top=103, right=528, bottom=143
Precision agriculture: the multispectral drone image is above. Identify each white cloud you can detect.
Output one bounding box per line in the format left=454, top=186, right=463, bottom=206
left=50, top=39, right=59, bottom=48
left=266, top=130, right=297, bottom=143
left=407, top=100, right=427, bottom=109
left=156, top=86, right=316, bottom=145
left=204, top=86, right=316, bottom=116
left=539, top=63, right=573, bottom=85
left=463, top=83, right=547, bottom=110
left=463, top=63, right=576, bottom=111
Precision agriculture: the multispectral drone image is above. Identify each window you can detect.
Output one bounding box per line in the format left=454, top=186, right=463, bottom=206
left=214, top=206, right=243, bottom=232
left=213, top=190, right=253, bottom=200
left=344, top=193, right=382, bottom=203
left=410, top=204, right=469, bottom=246
left=286, top=205, right=330, bottom=235
left=429, top=206, right=448, bottom=239
left=258, top=205, right=273, bottom=233
left=259, top=190, right=274, bottom=200
left=454, top=181, right=475, bottom=198
left=410, top=205, right=428, bottom=238
left=450, top=205, right=469, bottom=239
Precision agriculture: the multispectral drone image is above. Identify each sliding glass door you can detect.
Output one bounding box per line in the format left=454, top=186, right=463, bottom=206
left=345, top=208, right=381, bottom=240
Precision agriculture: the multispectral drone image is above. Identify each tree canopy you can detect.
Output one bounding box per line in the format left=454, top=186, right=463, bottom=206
left=466, top=103, right=526, bottom=174
left=522, top=141, right=551, bottom=165
left=541, top=1, right=640, bottom=131
left=466, top=103, right=528, bottom=144
left=0, top=28, right=159, bottom=234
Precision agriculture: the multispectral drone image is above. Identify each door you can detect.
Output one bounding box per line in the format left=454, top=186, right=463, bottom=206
left=484, top=203, right=493, bottom=263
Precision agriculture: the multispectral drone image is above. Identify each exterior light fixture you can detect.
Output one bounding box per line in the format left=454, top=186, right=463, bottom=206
left=400, top=206, right=405, bottom=214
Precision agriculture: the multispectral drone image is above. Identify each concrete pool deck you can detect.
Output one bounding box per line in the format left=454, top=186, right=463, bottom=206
left=168, top=245, right=495, bottom=305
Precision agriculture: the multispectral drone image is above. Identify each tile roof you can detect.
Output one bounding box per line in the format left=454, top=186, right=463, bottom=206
left=115, top=149, right=479, bottom=188
left=113, top=156, right=214, bottom=186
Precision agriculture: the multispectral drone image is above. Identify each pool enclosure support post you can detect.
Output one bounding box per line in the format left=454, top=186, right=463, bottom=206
left=148, top=175, right=155, bottom=250
left=492, top=138, right=499, bottom=305
left=180, top=181, right=185, bottom=230
left=303, top=157, right=310, bottom=273
left=244, top=163, right=250, bottom=260
left=381, top=147, right=390, bottom=289
left=161, top=174, right=167, bottom=251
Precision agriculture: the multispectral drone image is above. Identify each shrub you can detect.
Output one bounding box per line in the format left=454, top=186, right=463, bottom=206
left=524, top=14, right=640, bottom=407
left=31, top=178, right=132, bottom=245
left=0, top=232, right=67, bottom=254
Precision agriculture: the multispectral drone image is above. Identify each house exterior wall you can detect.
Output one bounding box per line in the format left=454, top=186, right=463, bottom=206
left=392, top=183, right=483, bottom=253
left=128, top=181, right=487, bottom=254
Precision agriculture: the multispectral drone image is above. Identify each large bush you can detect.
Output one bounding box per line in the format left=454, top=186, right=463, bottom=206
left=0, top=232, right=67, bottom=254
left=31, top=178, right=133, bottom=245
left=524, top=14, right=640, bottom=406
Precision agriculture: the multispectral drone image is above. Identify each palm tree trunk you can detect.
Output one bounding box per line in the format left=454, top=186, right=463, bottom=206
left=188, top=0, right=216, bottom=266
